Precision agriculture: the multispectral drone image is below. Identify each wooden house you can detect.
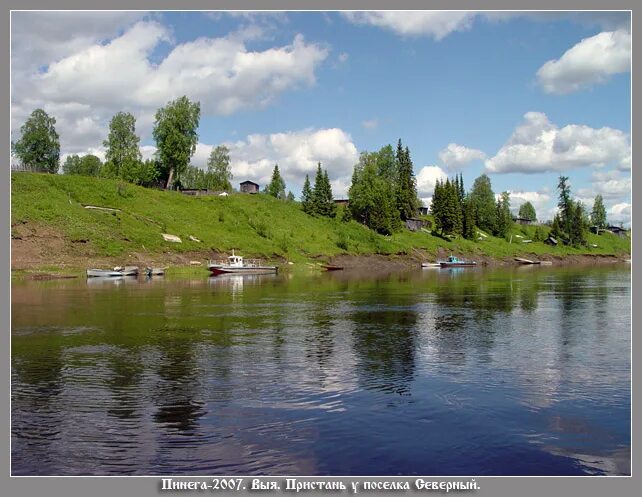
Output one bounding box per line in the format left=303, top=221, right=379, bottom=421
left=513, top=216, right=534, bottom=225
left=405, top=218, right=431, bottom=232
left=606, top=225, right=628, bottom=237
left=240, top=181, right=259, bottom=194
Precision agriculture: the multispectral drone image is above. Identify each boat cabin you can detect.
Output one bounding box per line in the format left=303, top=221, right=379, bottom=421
left=228, top=254, right=244, bottom=267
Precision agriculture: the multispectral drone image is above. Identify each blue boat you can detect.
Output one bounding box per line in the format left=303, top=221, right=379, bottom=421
left=438, top=255, right=477, bottom=268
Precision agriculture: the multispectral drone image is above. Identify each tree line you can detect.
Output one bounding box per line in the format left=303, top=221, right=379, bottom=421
left=430, top=172, right=612, bottom=247
left=12, top=105, right=616, bottom=244
left=12, top=97, right=232, bottom=191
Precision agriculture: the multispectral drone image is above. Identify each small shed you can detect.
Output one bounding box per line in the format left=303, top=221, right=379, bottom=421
left=240, top=181, right=259, bottom=194
left=334, top=199, right=349, bottom=207
left=405, top=218, right=431, bottom=232
left=418, top=206, right=429, bottom=216
left=513, top=216, right=534, bottom=225
left=606, top=226, right=628, bottom=237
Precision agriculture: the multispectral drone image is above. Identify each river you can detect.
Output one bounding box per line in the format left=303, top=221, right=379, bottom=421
left=11, top=264, right=631, bottom=476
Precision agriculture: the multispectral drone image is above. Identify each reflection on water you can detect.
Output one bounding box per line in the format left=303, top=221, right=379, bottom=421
left=11, top=265, right=631, bottom=475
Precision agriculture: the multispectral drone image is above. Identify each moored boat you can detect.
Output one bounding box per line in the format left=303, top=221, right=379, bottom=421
left=438, top=255, right=477, bottom=268
left=145, top=267, right=165, bottom=276
left=208, top=252, right=277, bottom=275
left=87, top=265, right=140, bottom=277
left=321, top=264, right=344, bottom=271
left=114, top=266, right=139, bottom=276
left=86, top=269, right=125, bottom=278
left=514, top=257, right=540, bottom=265
left=421, top=262, right=440, bottom=268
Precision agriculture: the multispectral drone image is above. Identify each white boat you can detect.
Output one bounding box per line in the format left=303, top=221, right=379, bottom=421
left=421, top=262, right=440, bottom=268
left=87, top=269, right=124, bottom=278
left=113, top=265, right=139, bottom=276
left=208, top=252, right=277, bottom=275
left=87, top=266, right=139, bottom=277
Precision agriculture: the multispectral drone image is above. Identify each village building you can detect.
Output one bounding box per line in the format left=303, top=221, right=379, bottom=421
left=512, top=216, right=534, bottom=225
left=240, top=181, right=259, bottom=194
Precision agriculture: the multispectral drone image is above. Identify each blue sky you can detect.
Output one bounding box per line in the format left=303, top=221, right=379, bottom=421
left=11, top=11, right=631, bottom=224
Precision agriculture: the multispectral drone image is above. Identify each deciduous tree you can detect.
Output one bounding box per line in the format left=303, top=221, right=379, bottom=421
left=12, top=109, right=60, bottom=173
left=153, top=96, right=201, bottom=189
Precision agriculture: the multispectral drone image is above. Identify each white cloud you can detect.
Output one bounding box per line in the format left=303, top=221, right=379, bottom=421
left=485, top=112, right=630, bottom=174
left=12, top=17, right=329, bottom=159
left=132, top=127, right=359, bottom=196
left=361, top=119, right=379, bottom=130
left=225, top=128, right=358, bottom=196
left=11, top=11, right=148, bottom=72
left=537, top=29, right=631, bottom=94
left=342, top=11, right=477, bottom=39
left=342, top=11, right=630, bottom=40
left=416, top=165, right=448, bottom=198
left=505, top=190, right=551, bottom=219
left=608, top=203, right=631, bottom=226
left=34, top=22, right=328, bottom=115
left=438, top=143, right=486, bottom=170
left=577, top=170, right=631, bottom=203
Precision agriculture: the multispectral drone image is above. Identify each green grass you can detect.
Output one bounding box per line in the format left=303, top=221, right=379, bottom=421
left=11, top=172, right=630, bottom=264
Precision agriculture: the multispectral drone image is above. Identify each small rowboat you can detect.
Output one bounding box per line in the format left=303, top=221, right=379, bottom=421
left=514, top=257, right=540, bottom=265
left=321, top=265, right=344, bottom=271
left=87, top=266, right=140, bottom=277
left=421, top=262, right=440, bottom=268
left=145, top=267, right=165, bottom=276
left=86, top=269, right=125, bottom=278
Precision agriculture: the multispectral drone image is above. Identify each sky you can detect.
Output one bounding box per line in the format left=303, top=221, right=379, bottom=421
left=10, top=11, right=632, bottom=225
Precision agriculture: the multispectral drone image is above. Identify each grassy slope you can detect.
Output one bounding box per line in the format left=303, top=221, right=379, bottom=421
left=11, top=173, right=630, bottom=265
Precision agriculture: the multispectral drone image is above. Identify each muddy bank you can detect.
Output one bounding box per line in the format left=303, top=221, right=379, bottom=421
left=11, top=237, right=629, bottom=274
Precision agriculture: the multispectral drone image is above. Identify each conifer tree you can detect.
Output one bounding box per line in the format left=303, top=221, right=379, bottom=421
left=570, top=201, right=588, bottom=247
left=462, top=197, right=476, bottom=240
left=557, top=176, right=573, bottom=236
left=301, top=175, right=313, bottom=213
left=493, top=191, right=512, bottom=238
left=267, top=164, right=286, bottom=199
left=395, top=141, right=420, bottom=221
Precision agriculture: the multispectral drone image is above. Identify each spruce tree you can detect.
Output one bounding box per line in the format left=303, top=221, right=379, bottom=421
left=301, top=175, right=313, bottom=213
left=431, top=179, right=444, bottom=233
left=570, top=201, right=588, bottom=247
left=322, top=170, right=337, bottom=218
left=267, top=164, right=286, bottom=199
left=493, top=191, right=512, bottom=238
left=557, top=176, right=573, bottom=236
left=396, top=142, right=420, bottom=221
left=462, top=197, right=476, bottom=240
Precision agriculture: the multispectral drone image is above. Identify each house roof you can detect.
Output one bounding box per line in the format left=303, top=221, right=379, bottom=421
left=240, top=180, right=259, bottom=186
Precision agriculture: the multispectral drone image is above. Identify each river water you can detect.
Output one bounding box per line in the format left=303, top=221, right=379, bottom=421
left=11, top=264, right=631, bottom=476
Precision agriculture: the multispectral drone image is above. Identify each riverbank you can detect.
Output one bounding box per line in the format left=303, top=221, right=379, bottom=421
left=11, top=172, right=630, bottom=276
